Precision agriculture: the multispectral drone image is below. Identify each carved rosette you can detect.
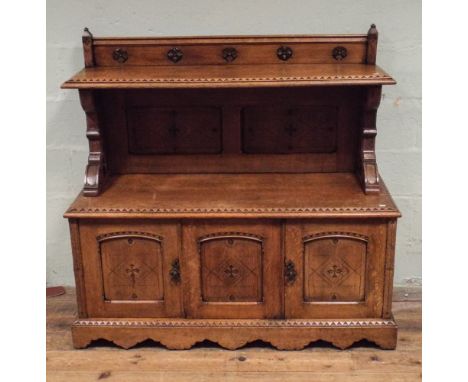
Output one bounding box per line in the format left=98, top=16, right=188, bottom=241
left=277, top=46, right=293, bottom=61
left=222, top=47, right=238, bottom=62
left=112, top=48, right=128, bottom=63
left=332, top=46, right=347, bottom=61
left=167, top=47, right=183, bottom=63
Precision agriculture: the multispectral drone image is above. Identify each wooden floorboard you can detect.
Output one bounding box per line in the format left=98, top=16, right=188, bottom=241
left=46, top=288, right=421, bottom=382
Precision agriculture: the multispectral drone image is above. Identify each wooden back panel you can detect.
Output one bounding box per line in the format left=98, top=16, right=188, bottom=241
left=82, top=26, right=378, bottom=68
left=100, top=87, right=363, bottom=174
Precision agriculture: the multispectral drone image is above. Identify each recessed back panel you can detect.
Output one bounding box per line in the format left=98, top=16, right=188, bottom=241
left=101, top=87, right=362, bottom=174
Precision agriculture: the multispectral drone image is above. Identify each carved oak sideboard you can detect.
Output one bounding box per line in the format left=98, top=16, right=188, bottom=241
left=62, top=25, right=400, bottom=350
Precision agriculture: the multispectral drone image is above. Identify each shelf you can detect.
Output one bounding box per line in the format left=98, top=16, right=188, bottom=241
left=65, top=173, right=400, bottom=219
left=61, top=64, right=395, bottom=89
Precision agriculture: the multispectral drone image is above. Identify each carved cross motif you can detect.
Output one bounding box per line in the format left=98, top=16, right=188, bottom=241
left=224, top=264, right=239, bottom=278
left=284, top=124, right=297, bottom=136
left=168, top=123, right=179, bottom=136
left=326, top=264, right=344, bottom=278
left=126, top=264, right=140, bottom=287
left=317, top=255, right=351, bottom=286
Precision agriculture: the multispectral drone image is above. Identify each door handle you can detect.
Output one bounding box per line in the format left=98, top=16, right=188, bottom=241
left=284, top=260, right=297, bottom=284
left=169, top=259, right=181, bottom=283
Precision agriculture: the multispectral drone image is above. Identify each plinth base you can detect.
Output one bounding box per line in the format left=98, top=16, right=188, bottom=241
left=72, top=317, right=398, bottom=350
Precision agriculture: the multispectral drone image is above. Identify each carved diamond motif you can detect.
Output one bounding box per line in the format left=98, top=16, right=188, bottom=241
left=318, top=257, right=351, bottom=286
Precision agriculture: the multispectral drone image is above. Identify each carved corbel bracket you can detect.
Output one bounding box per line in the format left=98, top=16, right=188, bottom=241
left=79, top=90, right=106, bottom=196
left=359, top=86, right=381, bottom=194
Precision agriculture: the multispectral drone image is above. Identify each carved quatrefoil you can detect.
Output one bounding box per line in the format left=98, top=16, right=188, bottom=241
left=332, top=46, right=348, bottom=61
left=277, top=46, right=293, bottom=61
left=112, top=48, right=128, bottom=63
left=222, top=47, right=238, bottom=62
left=167, top=47, right=183, bottom=63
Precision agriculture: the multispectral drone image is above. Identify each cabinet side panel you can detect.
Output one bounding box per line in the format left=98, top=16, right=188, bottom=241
left=382, top=219, right=397, bottom=318
left=68, top=219, right=88, bottom=318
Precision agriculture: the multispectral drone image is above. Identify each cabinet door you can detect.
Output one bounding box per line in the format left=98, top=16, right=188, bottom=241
left=182, top=221, right=283, bottom=319
left=285, top=220, right=387, bottom=318
left=79, top=220, right=183, bottom=318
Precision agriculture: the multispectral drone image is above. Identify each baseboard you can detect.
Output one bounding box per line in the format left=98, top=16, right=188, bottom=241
left=393, top=285, right=422, bottom=301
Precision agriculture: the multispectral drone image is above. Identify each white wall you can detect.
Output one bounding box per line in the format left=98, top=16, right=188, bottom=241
left=47, top=0, right=421, bottom=286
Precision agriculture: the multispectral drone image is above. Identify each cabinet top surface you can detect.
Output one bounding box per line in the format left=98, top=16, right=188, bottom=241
left=62, top=27, right=395, bottom=90
left=65, top=173, right=400, bottom=219
left=62, top=64, right=395, bottom=89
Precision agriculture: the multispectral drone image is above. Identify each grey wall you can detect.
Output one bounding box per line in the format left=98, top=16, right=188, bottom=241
left=47, top=0, right=421, bottom=286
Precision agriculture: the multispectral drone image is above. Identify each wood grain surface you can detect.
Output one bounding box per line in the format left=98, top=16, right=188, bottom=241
left=62, top=64, right=395, bottom=89
left=64, top=173, right=400, bottom=219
